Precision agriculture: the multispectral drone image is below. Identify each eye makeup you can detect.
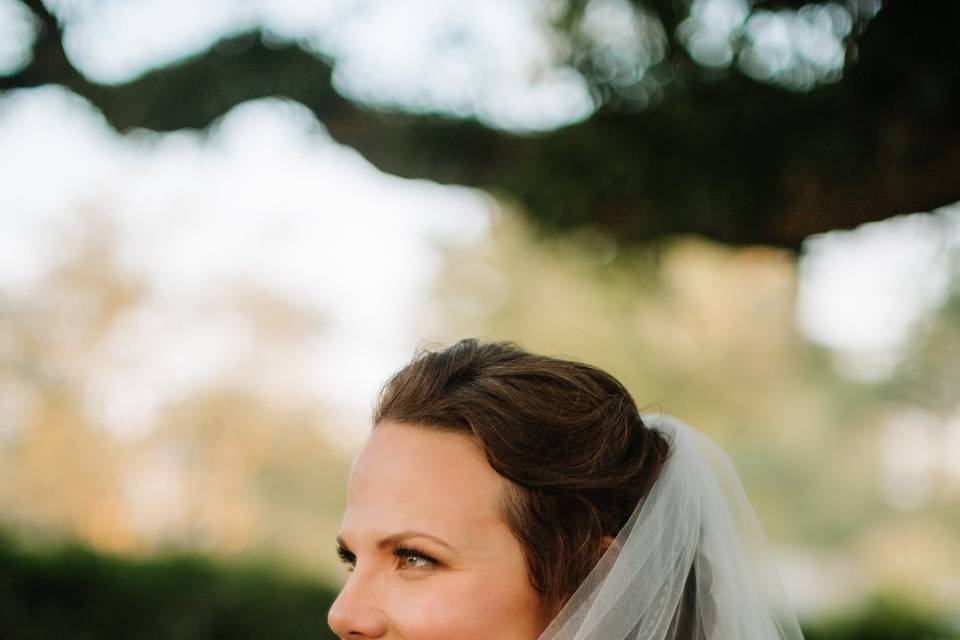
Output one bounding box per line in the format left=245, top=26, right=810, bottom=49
left=336, top=542, right=439, bottom=572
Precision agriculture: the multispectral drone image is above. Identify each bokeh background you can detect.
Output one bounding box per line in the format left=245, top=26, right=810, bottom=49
left=1, top=0, right=959, bottom=637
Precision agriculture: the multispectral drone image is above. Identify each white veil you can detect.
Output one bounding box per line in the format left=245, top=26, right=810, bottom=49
left=537, top=412, right=806, bottom=640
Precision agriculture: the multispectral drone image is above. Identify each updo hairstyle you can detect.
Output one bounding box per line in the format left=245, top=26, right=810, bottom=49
left=372, top=338, right=672, bottom=619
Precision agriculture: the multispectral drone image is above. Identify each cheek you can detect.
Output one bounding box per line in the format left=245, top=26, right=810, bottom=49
left=389, top=574, right=545, bottom=640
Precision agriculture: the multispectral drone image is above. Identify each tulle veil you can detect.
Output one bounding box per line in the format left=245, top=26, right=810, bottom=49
left=536, top=412, right=806, bottom=640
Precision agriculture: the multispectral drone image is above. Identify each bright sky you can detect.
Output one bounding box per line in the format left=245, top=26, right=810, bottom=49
left=797, top=210, right=959, bottom=381
left=1, top=0, right=957, bottom=443
left=57, top=0, right=596, bottom=132
left=0, top=86, right=492, bottom=446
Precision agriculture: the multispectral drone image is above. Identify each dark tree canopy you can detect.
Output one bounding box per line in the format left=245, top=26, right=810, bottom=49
left=4, top=0, right=959, bottom=251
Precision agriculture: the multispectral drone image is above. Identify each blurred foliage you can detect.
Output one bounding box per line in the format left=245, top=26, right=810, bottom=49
left=0, top=203, right=957, bottom=623
left=0, top=213, right=351, bottom=582
left=3, top=0, right=959, bottom=249
left=880, top=291, right=960, bottom=418
left=0, top=531, right=339, bottom=640
left=803, top=594, right=959, bottom=640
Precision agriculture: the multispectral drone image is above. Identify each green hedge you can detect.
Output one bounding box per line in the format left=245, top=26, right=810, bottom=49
left=803, top=594, right=958, bottom=640
left=0, top=534, right=956, bottom=639
left=0, top=535, right=338, bottom=639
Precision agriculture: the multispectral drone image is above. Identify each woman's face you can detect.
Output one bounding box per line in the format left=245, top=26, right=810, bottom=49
left=328, top=421, right=550, bottom=640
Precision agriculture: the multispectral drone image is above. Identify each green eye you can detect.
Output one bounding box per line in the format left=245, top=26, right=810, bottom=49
left=336, top=544, right=437, bottom=571
left=395, top=546, right=438, bottom=569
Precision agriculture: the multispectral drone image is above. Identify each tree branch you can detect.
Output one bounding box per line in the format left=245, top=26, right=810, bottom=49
left=1, top=2, right=957, bottom=251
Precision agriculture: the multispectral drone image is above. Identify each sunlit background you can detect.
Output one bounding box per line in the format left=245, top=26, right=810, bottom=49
left=1, top=0, right=959, bottom=636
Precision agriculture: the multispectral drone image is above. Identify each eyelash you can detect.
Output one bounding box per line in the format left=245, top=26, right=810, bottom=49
left=336, top=544, right=438, bottom=572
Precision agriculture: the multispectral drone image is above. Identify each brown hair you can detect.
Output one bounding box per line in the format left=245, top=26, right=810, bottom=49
left=372, top=338, right=672, bottom=619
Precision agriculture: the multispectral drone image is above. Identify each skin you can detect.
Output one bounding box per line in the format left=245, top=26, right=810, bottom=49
left=327, top=421, right=552, bottom=639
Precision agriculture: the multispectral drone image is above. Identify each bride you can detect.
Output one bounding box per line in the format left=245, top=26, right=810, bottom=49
left=328, top=338, right=806, bottom=639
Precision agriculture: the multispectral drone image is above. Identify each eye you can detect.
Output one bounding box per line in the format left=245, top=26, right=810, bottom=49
left=335, top=544, right=439, bottom=572
left=336, top=545, right=355, bottom=572
left=394, top=545, right=438, bottom=570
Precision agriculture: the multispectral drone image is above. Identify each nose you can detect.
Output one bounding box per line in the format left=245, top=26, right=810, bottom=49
left=327, top=571, right=389, bottom=638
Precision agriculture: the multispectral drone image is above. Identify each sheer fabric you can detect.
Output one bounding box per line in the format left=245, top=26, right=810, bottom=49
left=537, top=413, right=806, bottom=640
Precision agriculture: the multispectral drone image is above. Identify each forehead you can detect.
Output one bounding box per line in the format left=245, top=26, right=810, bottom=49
left=342, top=422, right=507, bottom=542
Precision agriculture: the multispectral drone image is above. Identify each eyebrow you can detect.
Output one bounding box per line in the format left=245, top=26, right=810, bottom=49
left=336, top=530, right=458, bottom=553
